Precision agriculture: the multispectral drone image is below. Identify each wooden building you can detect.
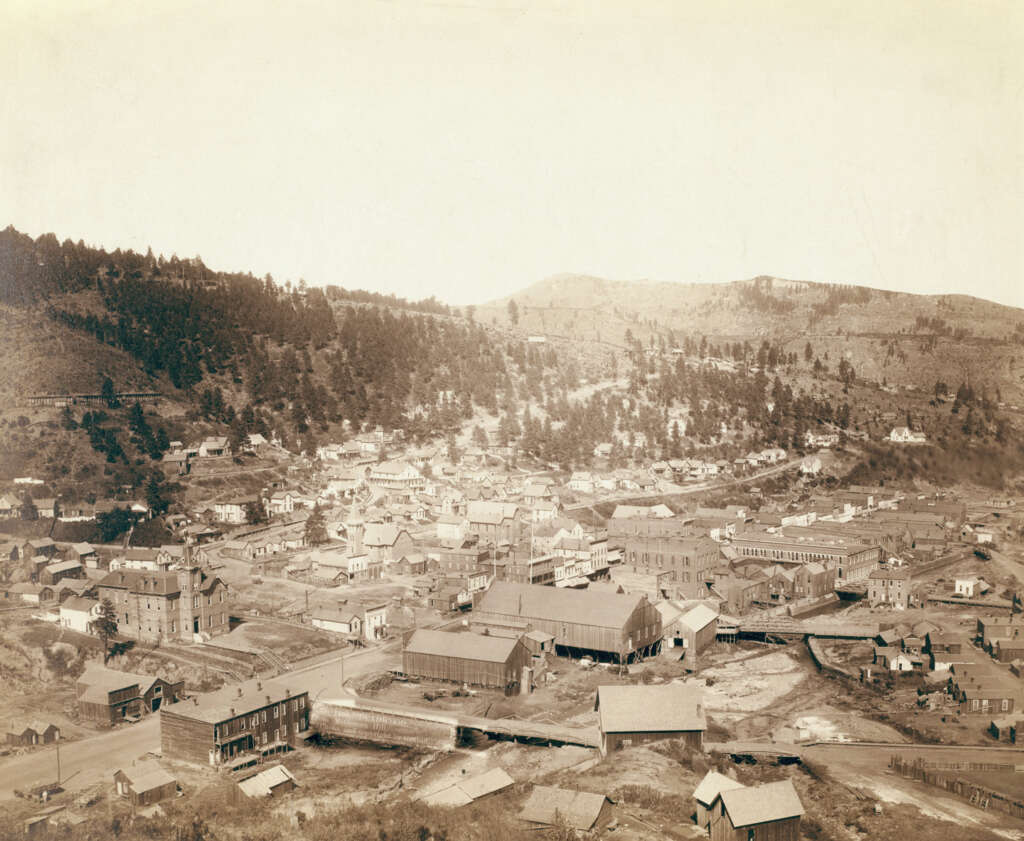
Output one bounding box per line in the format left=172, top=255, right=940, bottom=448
left=114, top=761, right=178, bottom=807
left=474, top=581, right=662, bottom=661
left=77, top=668, right=143, bottom=726
left=693, top=770, right=745, bottom=832
left=40, top=560, right=84, bottom=586
left=5, top=721, right=60, bottom=747
left=401, top=629, right=532, bottom=689
left=518, top=785, right=613, bottom=833
left=160, top=677, right=309, bottom=768
left=594, top=684, right=705, bottom=754
left=711, top=779, right=804, bottom=841
left=231, top=764, right=299, bottom=802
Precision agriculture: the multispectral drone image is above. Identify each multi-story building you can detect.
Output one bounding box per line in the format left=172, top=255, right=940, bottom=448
left=96, top=563, right=230, bottom=643
left=466, top=501, right=520, bottom=545
left=867, top=567, right=910, bottom=608
left=623, top=536, right=719, bottom=599
left=729, top=534, right=881, bottom=582
left=160, top=677, right=309, bottom=766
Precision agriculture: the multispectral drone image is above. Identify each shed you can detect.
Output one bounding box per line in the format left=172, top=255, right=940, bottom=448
left=5, top=720, right=60, bottom=747
left=594, top=683, right=705, bottom=754
left=419, top=767, right=514, bottom=807
left=519, top=785, right=613, bottom=832
left=234, top=765, right=299, bottom=801
left=402, top=629, right=532, bottom=689
left=114, top=761, right=178, bottom=807
left=717, top=779, right=804, bottom=841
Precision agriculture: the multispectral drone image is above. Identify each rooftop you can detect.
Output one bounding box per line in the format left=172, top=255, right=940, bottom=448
left=404, top=629, right=523, bottom=663
left=595, top=684, right=705, bottom=734
left=721, top=780, right=804, bottom=827
left=518, top=785, right=610, bottom=830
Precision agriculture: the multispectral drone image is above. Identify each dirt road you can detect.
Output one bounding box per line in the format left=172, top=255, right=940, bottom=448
left=0, top=717, right=159, bottom=801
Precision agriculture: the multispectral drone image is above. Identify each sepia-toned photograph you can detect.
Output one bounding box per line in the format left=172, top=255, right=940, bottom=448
left=0, top=0, right=1021, bottom=838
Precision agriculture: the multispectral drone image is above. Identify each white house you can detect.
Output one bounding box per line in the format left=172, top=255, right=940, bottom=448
left=311, top=600, right=388, bottom=641
left=889, top=427, right=927, bottom=444
left=954, top=577, right=989, bottom=598
left=800, top=456, right=822, bottom=475
left=214, top=498, right=253, bottom=524
left=59, top=596, right=102, bottom=634
left=368, top=460, right=425, bottom=490
left=568, top=472, right=595, bottom=494
left=436, top=514, right=467, bottom=544
left=199, top=436, right=230, bottom=457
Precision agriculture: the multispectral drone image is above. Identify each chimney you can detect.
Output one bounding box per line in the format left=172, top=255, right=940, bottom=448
left=256, top=679, right=262, bottom=691
left=266, top=695, right=271, bottom=705
left=192, top=697, right=198, bottom=705
left=236, top=687, right=243, bottom=698
left=285, top=688, right=291, bottom=697
left=230, top=707, right=235, bottom=716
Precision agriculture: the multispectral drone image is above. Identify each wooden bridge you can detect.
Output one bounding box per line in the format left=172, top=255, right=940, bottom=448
left=737, top=616, right=878, bottom=640
left=311, top=694, right=600, bottom=751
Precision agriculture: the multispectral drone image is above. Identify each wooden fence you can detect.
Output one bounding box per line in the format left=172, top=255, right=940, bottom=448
left=889, top=755, right=1024, bottom=818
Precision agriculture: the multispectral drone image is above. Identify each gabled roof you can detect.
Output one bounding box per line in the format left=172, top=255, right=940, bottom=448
left=477, top=581, right=647, bottom=630
left=70, top=542, right=96, bottom=555
left=98, top=569, right=180, bottom=596
left=519, top=785, right=611, bottom=830
left=404, top=629, right=522, bottom=663
left=693, top=770, right=745, bottom=806
left=679, top=604, right=718, bottom=633
left=721, top=780, right=804, bottom=827
left=237, top=765, right=297, bottom=798
left=363, top=524, right=407, bottom=547
left=61, top=596, right=99, bottom=613
left=117, top=760, right=176, bottom=793
left=596, top=684, right=705, bottom=734
left=466, top=501, right=519, bottom=524
left=44, top=560, right=82, bottom=574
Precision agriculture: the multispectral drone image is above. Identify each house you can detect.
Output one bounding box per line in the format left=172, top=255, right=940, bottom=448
left=367, top=460, right=424, bottom=490
left=198, top=436, right=230, bottom=457
left=474, top=581, right=662, bottom=661
left=716, top=779, right=805, bottom=841
left=0, top=541, right=20, bottom=562
left=40, top=559, right=84, bottom=586
left=868, top=568, right=911, bottom=609
left=311, top=600, right=388, bottom=642
left=361, top=524, right=415, bottom=564
left=5, top=721, right=60, bottom=747
left=233, top=764, right=299, bottom=801
left=8, top=582, right=52, bottom=604
left=160, top=677, right=309, bottom=767
left=23, top=538, right=57, bottom=560
left=466, top=501, right=520, bottom=544
left=800, top=455, right=822, bottom=475
left=59, top=596, right=102, bottom=634
left=693, top=770, right=745, bottom=832
left=401, top=629, right=532, bottom=690
left=67, top=542, right=97, bottom=565
left=873, top=646, right=917, bottom=672
left=0, top=495, right=17, bottom=518
left=889, top=426, right=927, bottom=444
left=676, top=603, right=719, bottom=663
left=955, top=577, right=989, bottom=598
left=437, top=514, right=467, bottom=544
left=568, top=472, right=595, bottom=494
left=114, top=761, right=178, bottom=807
left=214, top=497, right=256, bottom=525
left=518, top=786, right=613, bottom=833
left=594, top=684, right=705, bottom=754
left=34, top=498, right=58, bottom=519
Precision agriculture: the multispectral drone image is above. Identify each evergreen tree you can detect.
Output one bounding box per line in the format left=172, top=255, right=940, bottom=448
left=304, top=503, right=328, bottom=546
left=91, top=598, right=119, bottom=663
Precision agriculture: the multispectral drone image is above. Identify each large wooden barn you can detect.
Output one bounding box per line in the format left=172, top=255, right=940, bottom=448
left=473, top=581, right=662, bottom=661
left=401, top=629, right=532, bottom=690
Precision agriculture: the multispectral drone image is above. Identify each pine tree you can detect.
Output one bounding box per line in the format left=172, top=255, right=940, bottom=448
left=304, top=503, right=328, bottom=546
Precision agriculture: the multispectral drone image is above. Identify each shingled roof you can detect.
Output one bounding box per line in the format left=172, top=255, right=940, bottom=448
left=519, top=785, right=611, bottom=830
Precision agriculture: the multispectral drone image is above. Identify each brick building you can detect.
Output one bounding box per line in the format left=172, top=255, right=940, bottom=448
left=96, top=563, right=229, bottom=643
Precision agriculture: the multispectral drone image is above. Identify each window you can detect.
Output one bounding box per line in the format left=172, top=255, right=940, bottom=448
left=192, top=595, right=199, bottom=609
left=298, top=697, right=305, bottom=710
left=262, top=710, right=267, bottom=723
left=274, top=729, right=279, bottom=742
left=251, top=715, right=258, bottom=728
left=1002, top=699, right=1010, bottom=712
left=273, top=706, right=278, bottom=719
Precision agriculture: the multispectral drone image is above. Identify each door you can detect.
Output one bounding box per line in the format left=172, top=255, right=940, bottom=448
left=193, top=618, right=200, bottom=633
left=152, top=697, right=161, bottom=712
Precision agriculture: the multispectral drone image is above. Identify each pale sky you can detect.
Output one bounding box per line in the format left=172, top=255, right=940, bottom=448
left=2, top=0, right=1021, bottom=307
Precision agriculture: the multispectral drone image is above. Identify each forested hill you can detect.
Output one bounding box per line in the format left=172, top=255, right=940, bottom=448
left=0, top=225, right=572, bottom=454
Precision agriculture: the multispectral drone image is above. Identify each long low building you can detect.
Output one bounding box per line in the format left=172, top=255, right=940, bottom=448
left=595, top=684, right=705, bottom=754
left=402, top=629, right=532, bottom=689
left=728, top=534, right=881, bottom=582
left=473, top=581, right=662, bottom=661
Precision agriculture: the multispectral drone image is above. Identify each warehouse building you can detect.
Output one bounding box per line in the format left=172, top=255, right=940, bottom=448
left=594, top=683, right=705, bottom=754
left=401, top=629, right=532, bottom=690
left=474, top=581, right=662, bottom=662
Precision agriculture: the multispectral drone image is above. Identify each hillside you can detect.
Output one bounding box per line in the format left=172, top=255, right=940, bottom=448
left=483, top=274, right=1024, bottom=402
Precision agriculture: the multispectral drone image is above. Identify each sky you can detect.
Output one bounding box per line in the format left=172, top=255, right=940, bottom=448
left=1, top=0, right=1021, bottom=307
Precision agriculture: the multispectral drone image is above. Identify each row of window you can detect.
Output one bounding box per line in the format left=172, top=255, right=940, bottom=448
left=216, top=697, right=306, bottom=739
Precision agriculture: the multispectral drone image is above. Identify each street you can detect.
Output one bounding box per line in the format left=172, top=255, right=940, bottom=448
left=0, top=716, right=159, bottom=801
